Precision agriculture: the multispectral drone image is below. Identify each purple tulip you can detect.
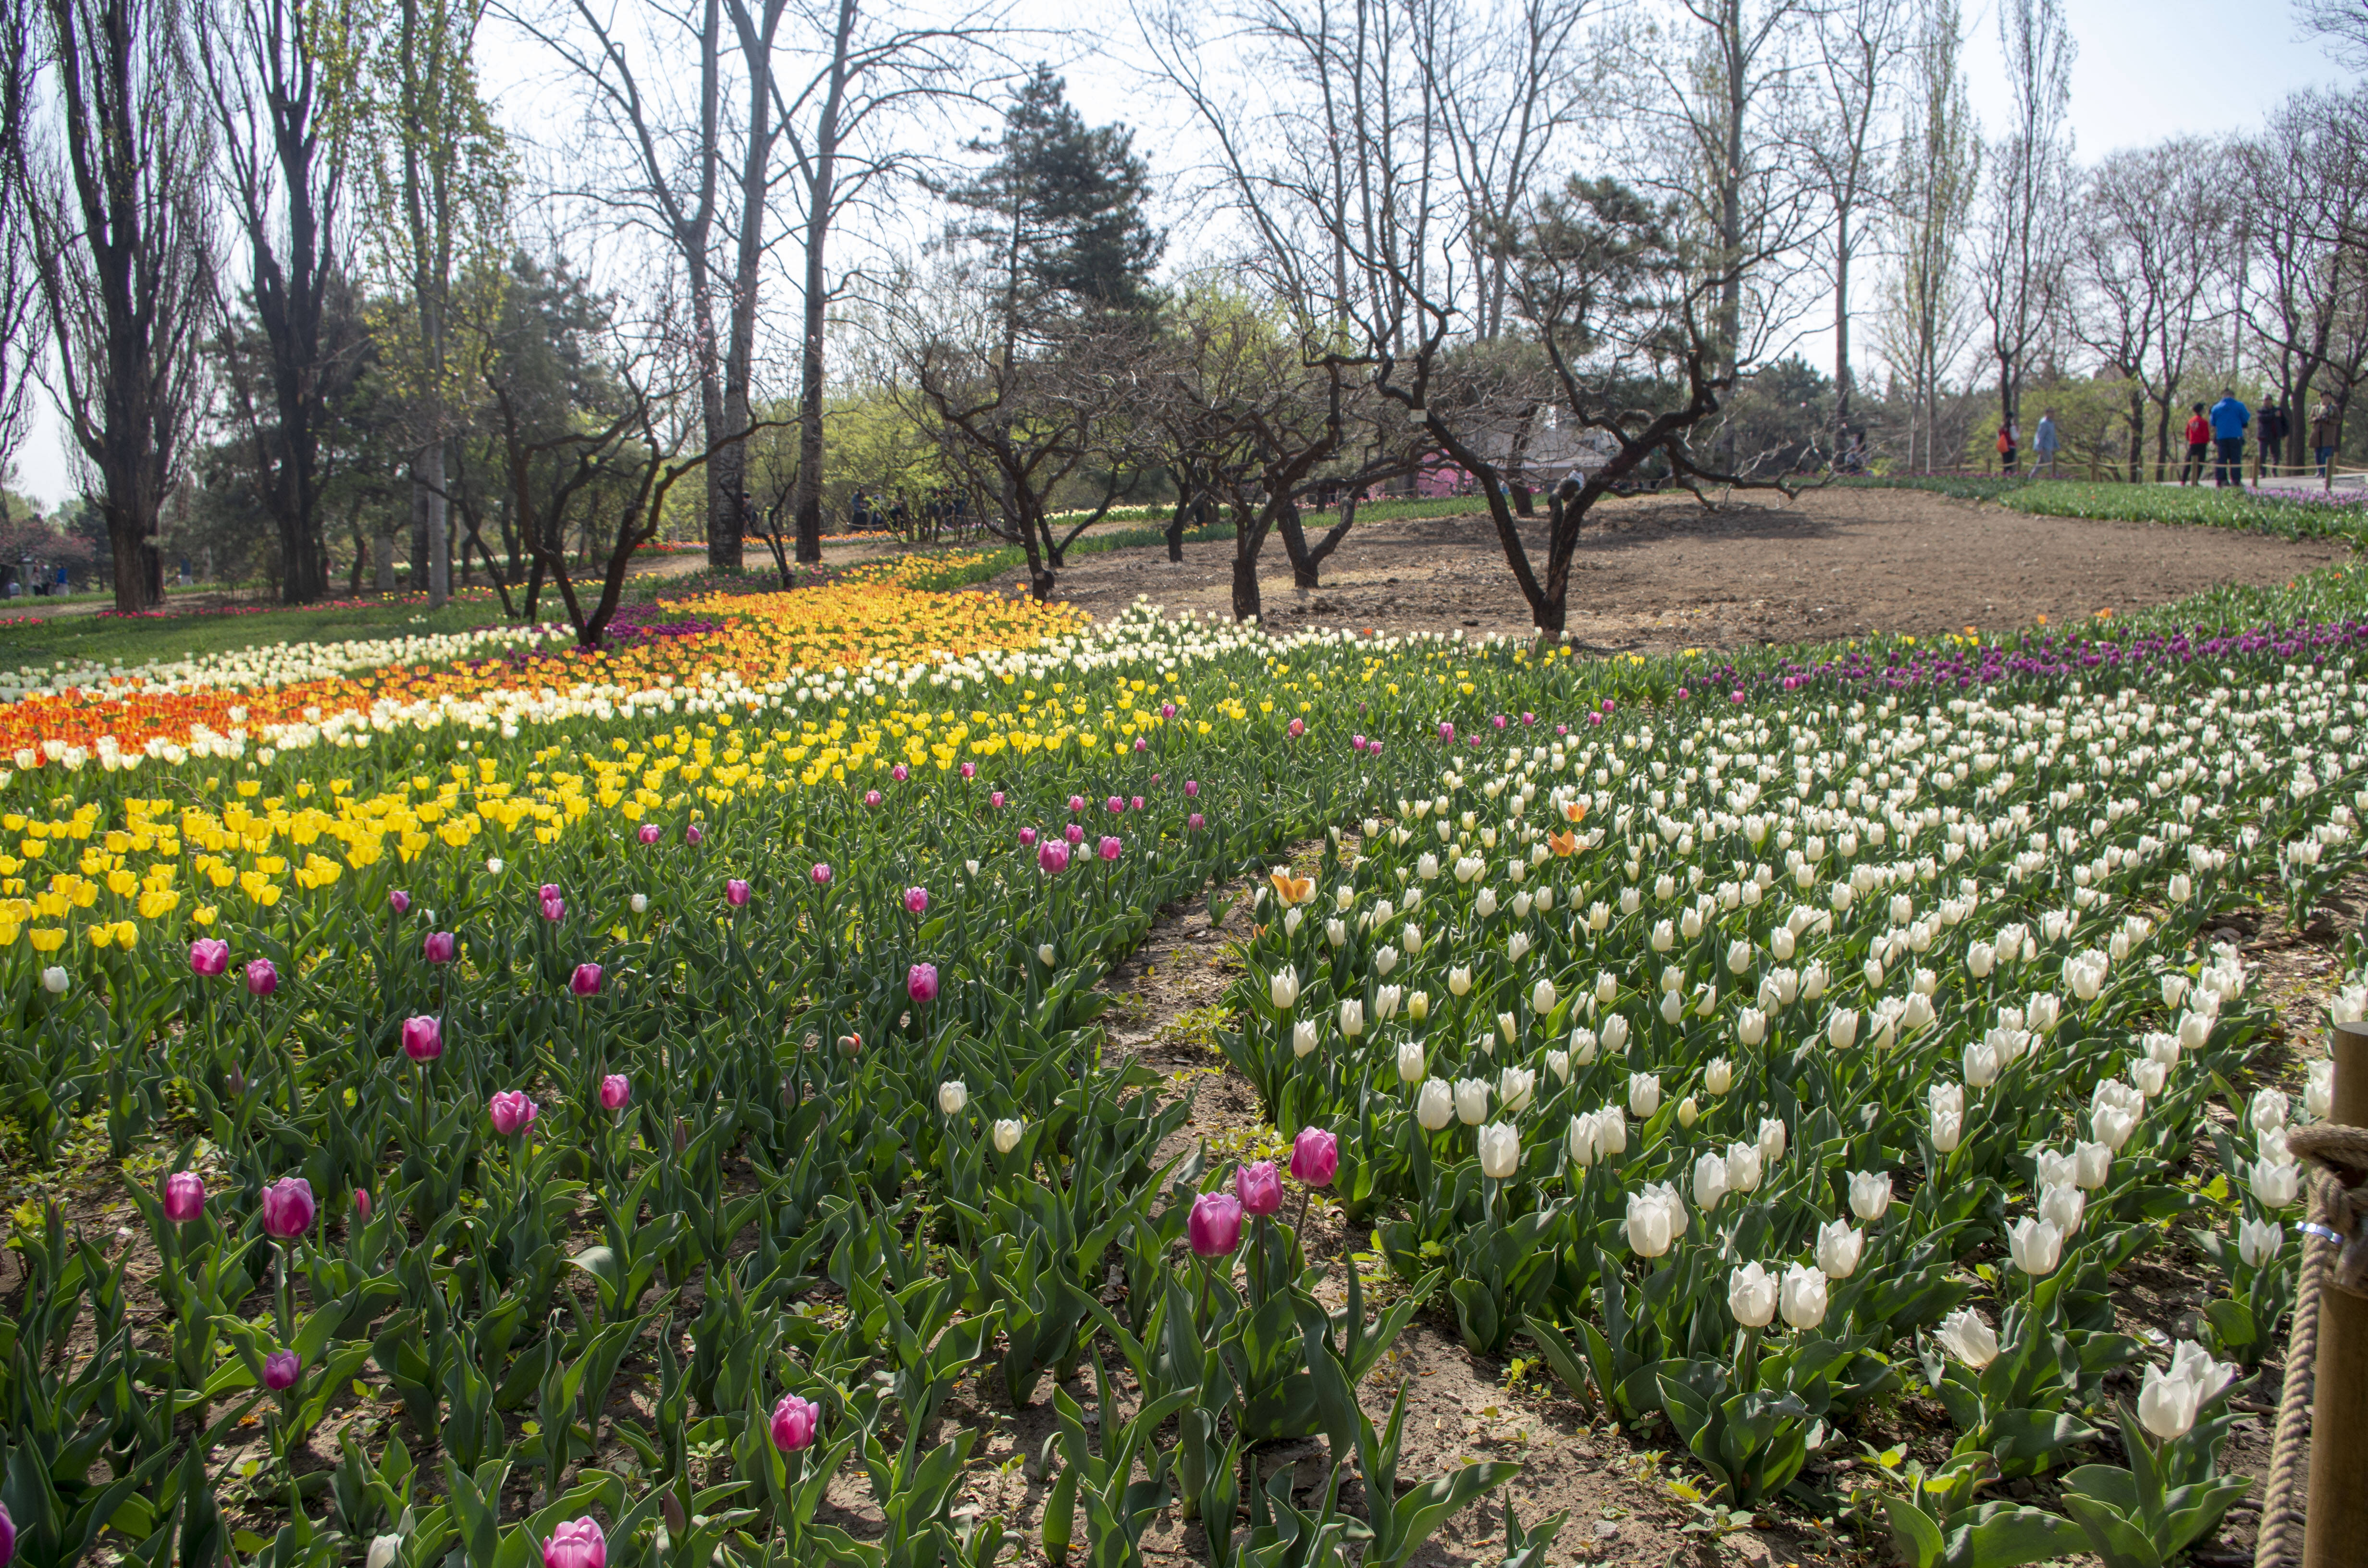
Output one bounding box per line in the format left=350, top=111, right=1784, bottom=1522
left=1039, top=841, right=1071, bottom=875
left=1234, top=1160, right=1283, bottom=1216
left=600, top=1074, right=631, bottom=1111
left=402, top=1016, right=443, bottom=1062
left=490, top=1090, right=540, bottom=1136
left=0, top=1500, right=14, bottom=1568
left=263, top=1349, right=301, bottom=1391
left=163, top=1171, right=205, bottom=1224
left=1438, top=722, right=1455, bottom=743
left=1290, top=1127, right=1339, bottom=1188
left=189, top=938, right=229, bottom=976
left=260, top=1176, right=316, bottom=1239
left=812, top=862, right=833, bottom=885
left=539, top=882, right=562, bottom=902
left=424, top=931, right=457, bottom=964
left=388, top=889, right=411, bottom=915
left=570, top=963, right=603, bottom=996
left=771, top=1393, right=820, bottom=1452
left=903, top=886, right=929, bottom=915
left=543, top=1518, right=606, bottom=1568
left=908, top=963, right=939, bottom=1004
left=726, top=879, right=751, bottom=908
left=1161, top=702, right=1176, bottom=718
left=1188, top=1191, right=1244, bottom=1257
left=638, top=823, right=662, bottom=845
left=684, top=824, right=705, bottom=845
left=245, top=958, right=279, bottom=997
left=1098, top=835, right=1122, bottom=862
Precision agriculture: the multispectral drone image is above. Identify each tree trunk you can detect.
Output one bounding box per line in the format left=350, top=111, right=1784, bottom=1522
left=1231, top=545, right=1261, bottom=622
left=424, top=438, right=449, bottom=605
left=790, top=0, right=854, bottom=567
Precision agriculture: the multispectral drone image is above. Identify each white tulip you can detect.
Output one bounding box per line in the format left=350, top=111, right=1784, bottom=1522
left=1270, top=967, right=1300, bottom=1009
left=1677, top=1096, right=1701, bottom=1128
left=1595, top=970, right=1618, bottom=1005
left=2253, top=1157, right=2301, bottom=1207
left=1827, top=1009, right=1859, bottom=1050
left=1284, top=908, right=1303, bottom=936
left=1771, top=925, right=1797, bottom=961
left=1499, top=1066, right=1536, bottom=1114
left=2074, top=1139, right=2112, bottom=1190
left=1375, top=984, right=1402, bottom=1021
left=1506, top=931, right=1530, bottom=963
left=1417, top=853, right=1440, bottom=881
left=1962, top=1041, right=2000, bottom=1089
left=1704, top=1057, right=1735, bottom=1095
left=1448, top=966, right=1473, bottom=997
left=1038, top=943, right=1058, bottom=967
left=1455, top=1077, right=1492, bottom=1125
left=1625, top=1181, right=1682, bottom=1256
left=1567, top=1111, right=1600, bottom=1167
left=1531, top=977, right=1557, bottom=1015
left=41, top=967, right=68, bottom=994
left=2251, top=1088, right=2290, bottom=1133
left=1408, top=990, right=1430, bottom=1023
left=1628, top=1072, right=1661, bottom=1118
left=1848, top=1170, right=1892, bottom=1223
left=2137, top=1363, right=2201, bottom=1441
left=1374, top=944, right=1400, bottom=977
left=2040, top=1183, right=2085, bottom=1237
left=1416, top=1078, right=1455, bottom=1130
left=1478, top=1121, right=1521, bottom=1179
left=1930, top=1109, right=1963, bottom=1153
left=993, top=1118, right=1024, bottom=1154
left=1935, top=1309, right=1999, bottom=1368
left=1326, top=918, right=1348, bottom=949
left=2035, top=1148, right=2077, bottom=1190
left=1338, top=999, right=1365, bottom=1038
left=1727, top=939, right=1754, bottom=975
left=1737, top=1007, right=1767, bottom=1047
left=1694, top=1151, right=1732, bottom=1212
left=1651, top=919, right=1675, bottom=952
left=630, top=893, right=649, bottom=914
left=2178, top=1010, right=2212, bottom=1052
left=937, top=1080, right=969, bottom=1116
left=1601, top=1013, right=1631, bottom=1054
left=2131, top=1058, right=2167, bottom=1097
left=2238, top=1216, right=2282, bottom=1267
left=2008, top=1216, right=2064, bottom=1275
left=1779, top=1262, right=1830, bottom=1329
left=2309, top=1058, right=2335, bottom=1120
left=1728, top=1262, right=1778, bottom=1328
left=1815, top=1218, right=1864, bottom=1279
left=1758, top=1116, right=1787, bottom=1163
left=1595, top=1104, right=1628, bottom=1155
left=1397, top=1039, right=1426, bottom=1084
left=1545, top=1048, right=1571, bottom=1083
left=1725, top=1140, right=1763, bottom=1193
left=1801, top=961, right=1828, bottom=1001
left=1294, top=1020, right=1321, bottom=1058
left=1497, top=1010, right=1518, bottom=1045
left=1967, top=941, right=1994, bottom=979
left=1403, top=923, right=1425, bottom=955
left=2091, top=1103, right=2137, bottom=1152
left=1568, top=1027, right=1598, bottom=1066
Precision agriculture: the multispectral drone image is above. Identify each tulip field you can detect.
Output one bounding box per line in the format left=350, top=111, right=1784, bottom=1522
left=0, top=563, right=2363, bottom=1568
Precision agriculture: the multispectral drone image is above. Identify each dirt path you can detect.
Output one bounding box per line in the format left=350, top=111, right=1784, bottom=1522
left=1002, top=489, right=2352, bottom=649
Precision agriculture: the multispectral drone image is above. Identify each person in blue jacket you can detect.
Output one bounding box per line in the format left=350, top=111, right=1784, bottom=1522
left=2209, top=389, right=2250, bottom=489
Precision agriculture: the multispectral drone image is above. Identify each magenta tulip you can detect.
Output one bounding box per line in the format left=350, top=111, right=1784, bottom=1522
left=1133, top=736, right=1147, bottom=752
left=353, top=1188, right=371, bottom=1223
left=1019, top=826, right=1040, bottom=847
left=539, top=882, right=561, bottom=902
left=812, top=862, right=833, bottom=885
left=388, top=889, right=411, bottom=915
left=1290, top=1127, right=1339, bottom=1188
left=1287, top=718, right=1305, bottom=737
left=402, top=1015, right=443, bottom=1062
left=1064, top=823, right=1084, bottom=845
left=1131, top=796, right=1144, bottom=811
left=1038, top=841, right=1070, bottom=875
left=245, top=958, right=279, bottom=997
left=1161, top=701, right=1176, bottom=718
left=1188, top=1191, right=1244, bottom=1257
left=260, top=1176, right=316, bottom=1239
left=1184, top=779, right=1199, bottom=797
left=638, top=823, right=662, bottom=845
left=1106, top=795, right=1124, bottom=814
left=490, top=1090, right=540, bottom=1136
left=684, top=824, right=704, bottom=845
left=570, top=963, right=604, bottom=996
left=1098, top=836, right=1122, bottom=862
left=1438, top=722, right=1455, bottom=742
left=1235, top=1160, right=1283, bottom=1216
left=990, top=790, right=1006, bottom=808
left=771, top=1393, right=820, bottom=1452
left=908, top=963, right=939, bottom=1004
left=189, top=938, right=229, bottom=976
left=263, top=1350, right=302, bottom=1391
left=163, top=1171, right=205, bottom=1224
left=543, top=1518, right=606, bottom=1568
left=0, top=1500, right=15, bottom=1568
left=726, top=879, right=751, bottom=908
left=424, top=931, right=457, bottom=964
left=903, top=886, right=929, bottom=915
left=600, top=1074, right=631, bottom=1111
left=960, top=761, right=977, bottom=780
left=1188, top=813, right=1206, bottom=831
left=863, top=789, right=882, bottom=807
left=891, top=764, right=909, bottom=782
left=1068, top=794, right=1086, bottom=813
left=542, top=896, right=566, bottom=922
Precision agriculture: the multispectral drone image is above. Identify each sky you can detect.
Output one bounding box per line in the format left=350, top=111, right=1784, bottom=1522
left=8, top=0, right=2350, bottom=510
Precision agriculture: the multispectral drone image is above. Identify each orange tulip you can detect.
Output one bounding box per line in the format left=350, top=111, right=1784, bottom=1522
left=1270, top=869, right=1316, bottom=906
left=1547, top=829, right=1579, bottom=858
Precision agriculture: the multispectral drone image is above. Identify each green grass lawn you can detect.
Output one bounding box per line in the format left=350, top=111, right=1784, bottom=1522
left=0, top=595, right=526, bottom=673
left=1846, top=474, right=2368, bottom=540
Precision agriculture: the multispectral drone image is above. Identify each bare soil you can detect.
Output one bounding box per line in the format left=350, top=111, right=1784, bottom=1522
left=999, top=489, right=2353, bottom=649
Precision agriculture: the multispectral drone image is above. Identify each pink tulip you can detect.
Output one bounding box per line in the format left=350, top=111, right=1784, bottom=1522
left=424, top=931, right=457, bottom=964
left=263, top=1350, right=302, bottom=1391
left=1352, top=733, right=1367, bottom=749
left=0, top=1499, right=15, bottom=1568
left=543, top=1518, right=606, bottom=1568
left=1188, top=813, right=1206, bottom=831
left=1491, top=714, right=1506, bottom=730
left=863, top=789, right=882, bottom=807
left=189, top=938, right=229, bottom=976
left=1020, top=826, right=1040, bottom=847
left=402, top=1015, right=443, bottom=1062
left=1069, top=795, right=1086, bottom=814
left=1130, top=796, right=1144, bottom=811
left=540, top=883, right=562, bottom=902
left=1184, top=780, right=1199, bottom=797
left=684, top=824, right=704, bottom=845
left=1288, top=718, right=1305, bottom=737
left=1133, top=736, right=1147, bottom=752
left=1438, top=722, right=1455, bottom=742
left=542, top=896, right=566, bottom=922
left=1161, top=702, right=1176, bottom=718
left=163, top=1171, right=205, bottom=1223
left=1521, top=711, right=1536, bottom=726
left=908, top=963, right=939, bottom=1004
left=960, top=761, right=976, bottom=780
left=260, top=1176, right=315, bottom=1239
left=600, top=1074, right=631, bottom=1111
left=1290, top=1127, right=1339, bottom=1188
left=903, top=886, right=929, bottom=915
left=1098, top=836, right=1122, bottom=862
left=726, top=879, right=751, bottom=908
left=638, top=823, right=662, bottom=845
left=490, top=1090, right=540, bottom=1136
left=989, top=791, right=1005, bottom=808
left=1188, top=1191, right=1244, bottom=1257
left=812, top=863, right=834, bottom=885
left=1235, top=1160, right=1283, bottom=1216
left=771, top=1393, right=820, bottom=1452
left=1064, top=823, right=1084, bottom=845
left=1368, top=741, right=1383, bottom=754
left=570, top=964, right=603, bottom=996
left=1107, top=795, right=1125, bottom=814
left=245, top=958, right=279, bottom=997
left=890, top=764, right=909, bottom=782
left=1039, top=842, right=1070, bottom=875
left=388, top=889, right=412, bottom=915
left=353, top=1188, right=371, bottom=1223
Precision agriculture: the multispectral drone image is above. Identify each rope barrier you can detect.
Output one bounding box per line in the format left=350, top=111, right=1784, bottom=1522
left=2255, top=1123, right=2368, bottom=1568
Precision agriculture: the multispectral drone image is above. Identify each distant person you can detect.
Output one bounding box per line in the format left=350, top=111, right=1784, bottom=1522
left=2256, top=400, right=2288, bottom=481
left=2031, top=410, right=2061, bottom=478
left=2313, top=399, right=2339, bottom=478
left=2182, top=403, right=2211, bottom=485
left=2209, top=388, right=2250, bottom=489
left=851, top=489, right=872, bottom=532
left=1996, top=422, right=2018, bottom=475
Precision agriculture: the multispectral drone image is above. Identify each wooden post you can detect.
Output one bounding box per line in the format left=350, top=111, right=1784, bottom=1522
left=2305, top=1021, right=2368, bottom=1568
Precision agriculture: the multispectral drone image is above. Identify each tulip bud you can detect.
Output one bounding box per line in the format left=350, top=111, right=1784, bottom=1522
left=1396, top=1039, right=1426, bottom=1083
left=993, top=1118, right=1024, bottom=1154
left=937, top=1080, right=968, bottom=1116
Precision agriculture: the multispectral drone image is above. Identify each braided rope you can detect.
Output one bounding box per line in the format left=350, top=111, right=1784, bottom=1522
left=2256, top=1125, right=2368, bottom=1568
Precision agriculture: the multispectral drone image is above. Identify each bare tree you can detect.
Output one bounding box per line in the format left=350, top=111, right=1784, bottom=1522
left=0, top=12, right=42, bottom=525
left=2078, top=143, right=2226, bottom=480
left=1874, top=0, right=1977, bottom=471
left=1976, top=0, right=2073, bottom=438
left=1804, top=0, right=1901, bottom=440
left=198, top=0, right=353, bottom=603
left=2245, top=89, right=2368, bottom=482
left=5, top=0, right=217, bottom=611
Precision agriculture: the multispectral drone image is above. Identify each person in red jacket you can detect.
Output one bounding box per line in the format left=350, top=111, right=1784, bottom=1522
left=2182, top=403, right=2211, bottom=485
